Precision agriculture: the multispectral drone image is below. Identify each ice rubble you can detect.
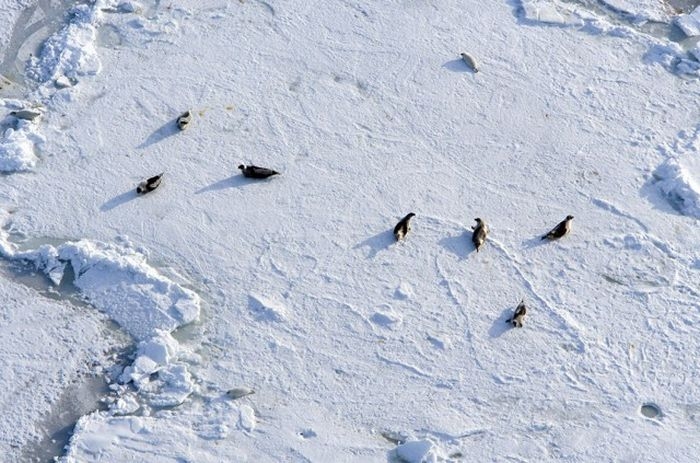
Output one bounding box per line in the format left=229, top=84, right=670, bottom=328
left=0, top=100, right=45, bottom=172
left=0, top=213, right=201, bottom=412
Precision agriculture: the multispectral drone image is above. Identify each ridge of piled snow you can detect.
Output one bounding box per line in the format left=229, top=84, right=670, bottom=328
left=654, top=158, right=700, bottom=218
left=0, top=211, right=201, bottom=410
left=0, top=235, right=200, bottom=340
left=25, top=2, right=107, bottom=87
left=653, top=126, right=700, bottom=218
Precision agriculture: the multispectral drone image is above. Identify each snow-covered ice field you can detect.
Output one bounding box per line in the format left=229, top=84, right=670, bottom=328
left=2, top=0, right=700, bottom=461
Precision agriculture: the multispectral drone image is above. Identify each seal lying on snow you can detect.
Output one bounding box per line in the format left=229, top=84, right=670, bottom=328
left=137, top=173, right=164, bottom=194
left=176, top=111, right=192, bottom=130
left=471, top=218, right=488, bottom=252
left=460, top=52, right=479, bottom=72
left=10, top=108, right=43, bottom=121
left=506, top=300, right=527, bottom=328
left=542, top=215, right=574, bottom=240
left=394, top=213, right=416, bottom=241
left=238, top=164, right=280, bottom=179
left=175, top=111, right=192, bottom=130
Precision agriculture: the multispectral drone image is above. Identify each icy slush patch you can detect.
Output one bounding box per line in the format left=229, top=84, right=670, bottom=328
left=654, top=156, right=700, bottom=219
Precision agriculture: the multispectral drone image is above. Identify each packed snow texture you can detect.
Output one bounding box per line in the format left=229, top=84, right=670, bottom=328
left=2, top=0, right=700, bottom=461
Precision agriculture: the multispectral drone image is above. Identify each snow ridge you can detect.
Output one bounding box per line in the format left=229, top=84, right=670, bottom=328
left=653, top=126, right=700, bottom=218
left=0, top=212, right=201, bottom=411
left=0, top=237, right=201, bottom=340
left=25, top=2, right=106, bottom=86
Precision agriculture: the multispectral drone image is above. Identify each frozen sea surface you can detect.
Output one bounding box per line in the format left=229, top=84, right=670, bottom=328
left=2, top=0, right=700, bottom=461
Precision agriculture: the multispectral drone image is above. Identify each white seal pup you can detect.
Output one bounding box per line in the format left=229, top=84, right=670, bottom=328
left=460, top=52, right=479, bottom=72
left=506, top=300, right=527, bottom=328
left=394, top=213, right=416, bottom=241
left=238, top=164, right=280, bottom=179
left=471, top=218, right=488, bottom=252
left=137, top=173, right=164, bottom=194
left=10, top=108, right=43, bottom=121
left=176, top=111, right=192, bottom=130
left=542, top=215, right=574, bottom=240
left=227, top=387, right=255, bottom=400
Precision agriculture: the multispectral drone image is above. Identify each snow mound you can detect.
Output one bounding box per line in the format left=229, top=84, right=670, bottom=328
left=238, top=405, right=256, bottom=432
left=248, top=293, right=288, bottom=322
left=675, top=6, right=700, bottom=37
left=390, top=439, right=443, bottom=463
left=118, top=332, right=196, bottom=407
left=25, top=3, right=104, bottom=85
left=0, top=100, right=45, bottom=173
left=653, top=129, right=700, bottom=218
left=371, top=306, right=403, bottom=328
left=0, top=122, right=42, bottom=172
left=110, top=394, right=140, bottom=416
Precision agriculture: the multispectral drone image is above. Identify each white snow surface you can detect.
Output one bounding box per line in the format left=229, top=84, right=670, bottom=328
left=2, top=0, right=700, bottom=461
